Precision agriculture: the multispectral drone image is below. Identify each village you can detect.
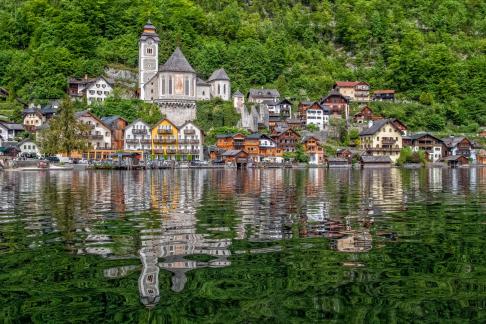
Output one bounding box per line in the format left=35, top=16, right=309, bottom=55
left=1, top=22, right=485, bottom=169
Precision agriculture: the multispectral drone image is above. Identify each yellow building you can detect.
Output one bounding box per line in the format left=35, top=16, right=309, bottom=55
left=151, top=118, right=179, bottom=160
left=359, top=119, right=403, bottom=162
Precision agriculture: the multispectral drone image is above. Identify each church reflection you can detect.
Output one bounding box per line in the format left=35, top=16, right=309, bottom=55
left=2, top=167, right=484, bottom=309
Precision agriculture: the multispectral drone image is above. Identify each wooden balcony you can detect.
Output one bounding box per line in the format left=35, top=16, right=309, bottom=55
left=140, top=139, right=152, bottom=144
left=381, top=138, right=397, bottom=144
left=157, top=129, right=172, bottom=134
left=132, top=129, right=147, bottom=135
left=184, top=129, right=195, bottom=135
left=125, top=139, right=138, bottom=144
left=166, top=149, right=176, bottom=154
left=90, top=134, right=104, bottom=140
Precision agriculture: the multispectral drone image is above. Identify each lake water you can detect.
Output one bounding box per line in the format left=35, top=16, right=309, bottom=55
left=0, top=168, right=485, bottom=322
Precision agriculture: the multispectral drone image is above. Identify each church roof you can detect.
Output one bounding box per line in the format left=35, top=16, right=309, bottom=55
left=233, top=90, right=243, bottom=97
left=208, top=68, right=230, bottom=82
left=160, top=47, right=195, bottom=73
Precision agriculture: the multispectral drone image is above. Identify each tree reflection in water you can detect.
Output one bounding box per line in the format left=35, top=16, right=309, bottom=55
left=0, top=168, right=485, bottom=321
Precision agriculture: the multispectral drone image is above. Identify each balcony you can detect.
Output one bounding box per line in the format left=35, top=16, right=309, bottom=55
left=153, top=139, right=164, bottom=144
left=190, top=149, right=200, bottom=155
left=158, top=128, right=172, bottom=134
left=125, top=139, right=138, bottom=144
left=163, top=139, right=176, bottom=144
left=153, top=149, right=165, bottom=154
left=132, top=129, right=147, bottom=135
left=381, top=138, right=397, bottom=144
left=90, top=134, right=104, bottom=140
left=368, top=147, right=400, bottom=153
left=140, top=139, right=152, bottom=144
left=184, top=129, right=195, bottom=135
left=178, top=149, right=190, bottom=154
left=166, top=149, right=176, bottom=154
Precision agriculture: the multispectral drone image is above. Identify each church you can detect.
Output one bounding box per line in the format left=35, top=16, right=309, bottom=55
left=139, top=21, right=231, bottom=125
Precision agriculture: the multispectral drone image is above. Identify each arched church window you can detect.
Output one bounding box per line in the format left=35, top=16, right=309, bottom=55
left=224, top=84, right=226, bottom=94
left=218, top=84, right=220, bottom=95
left=162, top=78, right=166, bottom=95
left=168, top=77, right=172, bottom=95
left=185, top=78, right=189, bottom=96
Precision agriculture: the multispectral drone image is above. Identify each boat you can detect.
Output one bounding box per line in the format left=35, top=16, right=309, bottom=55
left=18, top=161, right=73, bottom=171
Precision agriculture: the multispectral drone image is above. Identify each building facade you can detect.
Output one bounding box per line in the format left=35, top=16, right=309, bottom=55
left=75, top=111, right=112, bottom=149
left=138, top=22, right=231, bottom=126
left=333, top=81, right=370, bottom=102
left=359, top=119, right=403, bottom=162
left=124, top=120, right=152, bottom=151
left=402, top=133, right=445, bottom=162
left=101, top=116, right=128, bottom=151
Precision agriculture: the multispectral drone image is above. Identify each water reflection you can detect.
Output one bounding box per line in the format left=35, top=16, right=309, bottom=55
left=1, top=167, right=486, bottom=315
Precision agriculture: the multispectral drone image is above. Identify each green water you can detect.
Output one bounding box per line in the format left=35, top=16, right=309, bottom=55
left=0, top=168, right=485, bottom=323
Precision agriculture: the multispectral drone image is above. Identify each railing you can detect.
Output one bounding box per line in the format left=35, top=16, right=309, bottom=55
left=178, top=149, right=190, bottom=154
left=132, top=129, right=147, bottom=135
left=166, top=149, right=176, bottom=154
left=381, top=138, right=397, bottom=144
left=90, top=134, right=104, bottom=140
left=179, top=139, right=200, bottom=144
left=184, top=129, right=195, bottom=135
left=189, top=149, right=200, bottom=155
left=158, top=129, right=172, bottom=134
left=125, top=139, right=138, bottom=144
left=140, top=139, right=152, bottom=144
left=153, top=139, right=164, bottom=144
left=153, top=149, right=165, bottom=154
left=368, top=147, right=400, bottom=152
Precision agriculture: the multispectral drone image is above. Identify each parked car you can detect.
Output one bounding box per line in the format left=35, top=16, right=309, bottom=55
left=45, top=156, right=60, bottom=163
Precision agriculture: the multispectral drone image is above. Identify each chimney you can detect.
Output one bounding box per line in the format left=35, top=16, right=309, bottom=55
left=368, top=120, right=373, bottom=128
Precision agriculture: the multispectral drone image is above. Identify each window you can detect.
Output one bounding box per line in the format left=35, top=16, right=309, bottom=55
left=146, top=47, right=153, bottom=55
left=102, top=84, right=106, bottom=88
left=89, top=90, right=95, bottom=95
left=162, top=78, right=166, bottom=95
left=223, top=84, right=226, bottom=94
left=218, top=84, right=220, bottom=95
left=185, top=77, right=189, bottom=96
left=202, top=91, right=205, bottom=96
left=104, top=91, right=109, bottom=95
left=168, top=77, right=172, bottom=95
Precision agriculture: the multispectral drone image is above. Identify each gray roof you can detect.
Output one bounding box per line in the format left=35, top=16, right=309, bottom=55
left=406, top=132, right=442, bottom=142
left=222, top=149, right=244, bottom=157
left=327, top=157, right=349, bottom=163
left=360, top=155, right=392, bottom=163
left=160, top=47, right=195, bottom=73
left=140, top=21, right=160, bottom=42
left=207, top=68, right=229, bottom=82
left=261, top=99, right=278, bottom=106
left=441, top=136, right=468, bottom=148
left=359, top=119, right=394, bottom=136
left=233, top=90, right=244, bottom=97
left=101, top=116, right=126, bottom=128
left=248, top=88, right=280, bottom=98
left=442, top=155, right=468, bottom=161
left=196, top=77, right=210, bottom=86
left=0, top=122, right=24, bottom=131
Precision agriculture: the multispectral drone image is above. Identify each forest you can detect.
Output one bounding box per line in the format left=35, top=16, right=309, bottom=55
left=0, top=0, right=485, bottom=131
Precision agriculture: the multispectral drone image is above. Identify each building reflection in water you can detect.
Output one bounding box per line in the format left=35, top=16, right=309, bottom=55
left=1, top=167, right=485, bottom=308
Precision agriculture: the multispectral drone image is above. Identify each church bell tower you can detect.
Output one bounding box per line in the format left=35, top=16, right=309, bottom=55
left=139, top=21, right=160, bottom=100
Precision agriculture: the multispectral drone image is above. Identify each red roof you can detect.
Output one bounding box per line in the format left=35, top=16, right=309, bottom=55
left=373, top=89, right=395, bottom=94
left=335, top=81, right=369, bottom=87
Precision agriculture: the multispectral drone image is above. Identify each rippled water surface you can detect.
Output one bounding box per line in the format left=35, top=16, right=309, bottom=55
left=0, top=168, right=485, bottom=322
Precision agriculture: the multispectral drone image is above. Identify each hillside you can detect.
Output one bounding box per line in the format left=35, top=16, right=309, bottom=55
left=0, top=0, right=485, bottom=130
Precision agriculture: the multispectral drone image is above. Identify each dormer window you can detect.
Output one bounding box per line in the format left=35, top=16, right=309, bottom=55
left=146, top=47, right=153, bottom=55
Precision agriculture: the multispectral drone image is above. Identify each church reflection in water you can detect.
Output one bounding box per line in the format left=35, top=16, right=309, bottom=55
left=7, top=167, right=480, bottom=308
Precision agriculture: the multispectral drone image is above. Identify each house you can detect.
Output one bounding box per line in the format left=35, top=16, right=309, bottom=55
left=232, top=90, right=245, bottom=112
left=151, top=118, right=179, bottom=160
left=75, top=111, right=112, bottom=150
left=372, top=90, right=395, bottom=101
left=0, top=121, right=24, bottom=145
left=326, top=157, right=350, bottom=168
left=69, top=76, right=114, bottom=105
left=302, top=136, right=325, bottom=165
left=124, top=120, right=152, bottom=151
left=22, top=103, right=59, bottom=132
left=441, top=136, right=475, bottom=160
left=247, top=88, right=280, bottom=103
left=477, top=149, right=486, bottom=165
left=208, top=145, right=225, bottom=162
left=320, top=91, right=350, bottom=118
left=441, top=155, right=469, bottom=168
left=101, top=116, right=128, bottom=151
left=402, top=133, right=446, bottom=162
left=215, top=133, right=245, bottom=151
left=0, top=141, right=20, bottom=158
left=360, top=155, right=392, bottom=167
left=242, top=133, right=282, bottom=162
left=270, top=128, right=301, bottom=153
left=333, top=81, right=370, bottom=102
left=353, top=105, right=382, bottom=124
left=336, top=148, right=353, bottom=161
left=359, top=119, right=403, bottom=162
left=221, top=150, right=249, bottom=165
left=178, top=121, right=204, bottom=161
left=301, top=101, right=330, bottom=131
left=19, top=139, right=40, bottom=157
left=285, top=118, right=304, bottom=130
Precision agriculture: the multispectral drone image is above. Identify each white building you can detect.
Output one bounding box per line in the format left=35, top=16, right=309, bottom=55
left=0, top=121, right=24, bottom=145
left=75, top=111, right=112, bottom=149
left=68, top=76, right=114, bottom=105
left=233, top=90, right=244, bottom=112
left=138, top=22, right=231, bottom=126
left=247, top=88, right=280, bottom=104
left=19, top=139, right=40, bottom=156
left=178, top=121, right=204, bottom=161
left=124, top=120, right=152, bottom=151
left=305, top=105, right=329, bottom=131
